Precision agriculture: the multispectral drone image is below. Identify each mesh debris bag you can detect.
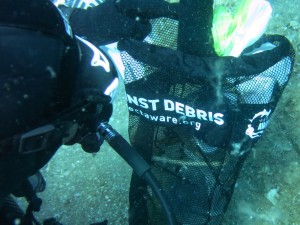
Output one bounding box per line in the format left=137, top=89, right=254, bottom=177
left=119, top=18, right=295, bottom=225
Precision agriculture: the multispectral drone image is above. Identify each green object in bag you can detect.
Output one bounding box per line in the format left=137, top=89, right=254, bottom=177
left=212, top=0, right=272, bottom=57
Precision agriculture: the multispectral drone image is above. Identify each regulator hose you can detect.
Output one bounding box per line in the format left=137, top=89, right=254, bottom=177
left=97, top=122, right=178, bottom=225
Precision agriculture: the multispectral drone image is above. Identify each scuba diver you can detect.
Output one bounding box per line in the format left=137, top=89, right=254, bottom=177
left=0, top=0, right=157, bottom=224
left=0, top=0, right=295, bottom=224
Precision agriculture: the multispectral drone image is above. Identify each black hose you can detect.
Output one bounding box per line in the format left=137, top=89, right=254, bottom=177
left=97, top=122, right=178, bottom=225
left=142, top=171, right=176, bottom=224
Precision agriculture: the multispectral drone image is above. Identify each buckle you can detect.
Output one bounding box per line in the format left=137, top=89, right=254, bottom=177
left=18, top=125, right=55, bottom=154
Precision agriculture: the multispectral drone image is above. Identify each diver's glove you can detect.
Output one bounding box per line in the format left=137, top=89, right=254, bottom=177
left=69, top=0, right=178, bottom=46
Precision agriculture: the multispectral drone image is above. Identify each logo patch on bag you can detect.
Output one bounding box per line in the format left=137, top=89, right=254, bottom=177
left=246, top=109, right=272, bottom=138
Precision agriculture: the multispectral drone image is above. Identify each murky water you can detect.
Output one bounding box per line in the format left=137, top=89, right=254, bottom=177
left=19, top=1, right=300, bottom=225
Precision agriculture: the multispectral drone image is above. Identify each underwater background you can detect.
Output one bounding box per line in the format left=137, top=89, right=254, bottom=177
left=19, top=0, right=300, bottom=224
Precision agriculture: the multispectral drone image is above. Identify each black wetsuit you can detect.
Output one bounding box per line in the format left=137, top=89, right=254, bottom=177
left=0, top=35, right=117, bottom=203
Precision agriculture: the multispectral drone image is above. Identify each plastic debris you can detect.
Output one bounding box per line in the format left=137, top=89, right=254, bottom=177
left=212, top=0, right=272, bottom=57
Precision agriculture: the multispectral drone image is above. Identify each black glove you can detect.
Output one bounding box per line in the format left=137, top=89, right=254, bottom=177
left=68, top=0, right=178, bottom=46
left=68, top=0, right=143, bottom=46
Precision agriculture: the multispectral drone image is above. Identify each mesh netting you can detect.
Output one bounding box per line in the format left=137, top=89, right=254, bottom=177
left=121, top=18, right=294, bottom=225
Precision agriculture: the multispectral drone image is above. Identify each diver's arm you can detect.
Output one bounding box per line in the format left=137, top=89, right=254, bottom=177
left=68, top=1, right=149, bottom=46
left=68, top=0, right=178, bottom=46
